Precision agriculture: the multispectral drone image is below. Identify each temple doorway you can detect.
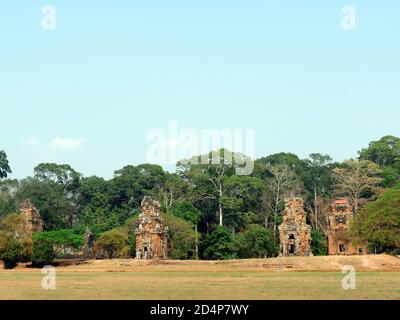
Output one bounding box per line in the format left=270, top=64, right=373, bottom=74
left=288, top=235, right=296, bottom=255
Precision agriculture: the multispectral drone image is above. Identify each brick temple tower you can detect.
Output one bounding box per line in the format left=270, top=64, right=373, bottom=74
left=19, top=200, right=44, bottom=234
left=328, top=199, right=368, bottom=255
left=279, top=197, right=312, bottom=257
left=135, top=196, right=168, bottom=260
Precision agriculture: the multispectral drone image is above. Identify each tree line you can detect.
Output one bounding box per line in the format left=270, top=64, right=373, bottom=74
left=0, top=135, right=399, bottom=268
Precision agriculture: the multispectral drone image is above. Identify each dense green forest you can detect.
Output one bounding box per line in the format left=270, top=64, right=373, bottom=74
left=0, top=135, right=400, bottom=268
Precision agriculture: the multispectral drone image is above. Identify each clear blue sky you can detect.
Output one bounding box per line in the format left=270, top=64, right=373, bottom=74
left=1, top=1, right=399, bottom=179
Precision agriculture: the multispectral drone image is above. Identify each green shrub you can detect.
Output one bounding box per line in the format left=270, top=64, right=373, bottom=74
left=311, top=229, right=328, bottom=256
left=33, top=229, right=84, bottom=257
left=128, top=234, right=136, bottom=257
left=32, top=240, right=54, bottom=267
left=202, top=226, right=238, bottom=260
left=0, top=214, right=33, bottom=269
left=1, top=239, right=21, bottom=269
left=163, top=214, right=196, bottom=260
left=235, top=225, right=278, bottom=258
left=94, top=228, right=129, bottom=259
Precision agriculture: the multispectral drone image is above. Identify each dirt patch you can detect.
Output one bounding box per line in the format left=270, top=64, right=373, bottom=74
left=2, top=254, right=400, bottom=273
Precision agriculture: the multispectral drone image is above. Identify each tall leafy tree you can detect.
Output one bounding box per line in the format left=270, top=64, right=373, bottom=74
left=16, top=178, right=73, bottom=230
left=254, top=153, right=305, bottom=180
left=359, top=135, right=400, bottom=187
left=264, top=164, right=300, bottom=236
left=74, top=176, right=120, bottom=236
left=359, top=135, right=400, bottom=167
left=303, top=154, right=333, bottom=230
left=177, top=149, right=244, bottom=228
left=311, top=229, right=328, bottom=256
left=34, top=163, right=83, bottom=226
left=351, top=187, right=400, bottom=252
left=109, top=164, right=166, bottom=209
left=77, top=176, right=109, bottom=209
left=0, top=179, right=19, bottom=217
left=34, top=163, right=82, bottom=194
left=74, top=206, right=121, bottom=238
left=163, top=213, right=197, bottom=260
left=332, top=160, right=382, bottom=212
left=0, top=150, right=11, bottom=179
left=171, top=202, right=201, bottom=258
left=222, top=175, right=265, bottom=232
left=254, top=153, right=305, bottom=232
left=155, top=172, right=189, bottom=213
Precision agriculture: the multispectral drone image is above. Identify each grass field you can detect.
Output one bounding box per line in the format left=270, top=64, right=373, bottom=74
left=1, top=255, right=399, bottom=300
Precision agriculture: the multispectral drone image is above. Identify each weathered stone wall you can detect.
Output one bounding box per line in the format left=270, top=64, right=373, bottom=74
left=135, top=196, right=168, bottom=260
left=278, top=197, right=312, bottom=257
left=19, top=200, right=44, bottom=234
left=328, top=199, right=368, bottom=256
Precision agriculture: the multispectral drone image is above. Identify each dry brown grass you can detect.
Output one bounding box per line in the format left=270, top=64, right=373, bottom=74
left=0, top=255, right=399, bottom=300
left=18, top=254, right=400, bottom=273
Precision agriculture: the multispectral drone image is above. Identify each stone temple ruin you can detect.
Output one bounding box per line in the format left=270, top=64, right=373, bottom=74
left=135, top=196, right=168, bottom=260
left=19, top=200, right=44, bottom=234
left=279, top=197, right=312, bottom=257
left=328, top=199, right=368, bottom=256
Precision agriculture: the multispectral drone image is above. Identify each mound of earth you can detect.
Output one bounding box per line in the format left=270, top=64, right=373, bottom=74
left=5, top=254, right=399, bottom=273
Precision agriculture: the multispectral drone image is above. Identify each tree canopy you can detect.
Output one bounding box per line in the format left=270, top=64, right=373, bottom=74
left=0, top=150, right=11, bottom=179
left=1, top=134, right=399, bottom=265
left=332, top=160, right=382, bottom=211
left=359, top=135, right=400, bottom=187
left=0, top=214, right=32, bottom=269
left=351, top=187, right=400, bottom=252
